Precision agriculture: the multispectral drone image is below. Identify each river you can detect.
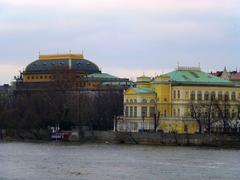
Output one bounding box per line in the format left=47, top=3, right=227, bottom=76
left=0, top=142, right=239, bottom=180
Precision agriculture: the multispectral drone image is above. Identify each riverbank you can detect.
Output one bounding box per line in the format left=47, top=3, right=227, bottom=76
left=2, top=130, right=240, bottom=148
left=89, top=131, right=240, bottom=148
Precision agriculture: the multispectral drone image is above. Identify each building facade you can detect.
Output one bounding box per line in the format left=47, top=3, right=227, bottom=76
left=116, top=67, right=240, bottom=134
left=210, top=67, right=240, bottom=86
left=14, top=53, right=132, bottom=93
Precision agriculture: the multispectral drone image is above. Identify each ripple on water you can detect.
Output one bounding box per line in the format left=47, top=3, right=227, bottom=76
left=0, top=142, right=240, bottom=180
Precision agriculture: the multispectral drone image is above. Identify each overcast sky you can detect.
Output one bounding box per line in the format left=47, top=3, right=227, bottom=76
left=0, top=0, right=240, bottom=84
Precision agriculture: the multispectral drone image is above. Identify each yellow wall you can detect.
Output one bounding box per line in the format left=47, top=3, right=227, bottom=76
left=124, top=78, right=240, bottom=134
left=23, top=74, right=52, bottom=82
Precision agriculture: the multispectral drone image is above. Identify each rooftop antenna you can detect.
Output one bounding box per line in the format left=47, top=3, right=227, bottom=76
left=69, top=49, right=72, bottom=54
left=177, top=61, right=180, bottom=68
left=198, top=62, right=201, bottom=68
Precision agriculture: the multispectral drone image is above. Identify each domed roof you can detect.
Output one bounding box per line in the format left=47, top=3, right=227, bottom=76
left=25, top=54, right=101, bottom=74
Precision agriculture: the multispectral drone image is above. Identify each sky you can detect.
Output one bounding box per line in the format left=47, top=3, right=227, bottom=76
left=0, top=0, right=240, bottom=84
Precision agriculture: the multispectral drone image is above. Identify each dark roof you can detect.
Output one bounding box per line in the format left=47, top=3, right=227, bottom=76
left=25, top=59, right=101, bottom=74
left=0, top=84, right=10, bottom=92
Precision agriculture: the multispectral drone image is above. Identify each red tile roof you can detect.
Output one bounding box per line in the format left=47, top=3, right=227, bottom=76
left=231, top=72, right=240, bottom=79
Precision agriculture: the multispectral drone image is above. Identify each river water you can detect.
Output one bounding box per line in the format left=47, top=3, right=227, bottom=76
left=0, top=142, right=239, bottom=180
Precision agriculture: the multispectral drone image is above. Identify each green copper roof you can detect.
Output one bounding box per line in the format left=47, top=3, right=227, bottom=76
left=88, top=73, right=118, bottom=79
left=131, top=87, right=155, bottom=94
left=157, top=69, right=233, bottom=86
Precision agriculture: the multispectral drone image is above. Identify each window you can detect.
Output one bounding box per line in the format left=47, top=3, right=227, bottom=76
left=126, top=99, right=129, bottom=103
left=231, top=92, right=236, bottom=101
left=177, top=90, right=180, bottom=99
left=173, top=109, right=176, bottom=117
left=134, top=99, right=137, bottom=103
left=142, top=99, right=147, bottom=104
left=130, top=99, right=133, bottom=103
left=232, top=109, right=235, bottom=119
left=164, top=109, right=167, bottom=117
left=190, top=91, right=195, bottom=101
left=218, top=91, right=223, bottom=101
left=125, top=106, right=129, bottom=117
left=224, top=92, right=229, bottom=101
left=211, top=91, right=216, bottom=100
left=150, top=99, right=155, bottom=104
left=211, top=112, right=215, bottom=118
left=130, top=107, right=133, bottom=117
left=197, top=91, right=202, bottom=101
left=150, top=107, right=155, bottom=117
left=226, top=109, right=230, bottom=118
left=40, top=76, right=43, bottom=79
left=204, top=91, right=209, bottom=101
left=31, top=76, right=34, bottom=79
left=134, top=106, right=137, bottom=117
left=173, top=90, right=176, bottom=99
left=177, top=109, right=180, bottom=117
left=190, top=107, right=194, bottom=117
left=141, top=106, right=147, bottom=118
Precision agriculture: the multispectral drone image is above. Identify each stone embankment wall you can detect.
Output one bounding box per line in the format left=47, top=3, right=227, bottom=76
left=89, top=131, right=240, bottom=147
left=1, top=129, right=240, bottom=147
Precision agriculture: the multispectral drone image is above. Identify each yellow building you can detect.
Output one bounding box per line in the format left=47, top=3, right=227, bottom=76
left=116, top=66, right=240, bottom=134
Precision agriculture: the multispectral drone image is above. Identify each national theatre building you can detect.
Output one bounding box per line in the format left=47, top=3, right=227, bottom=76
left=14, top=53, right=132, bottom=94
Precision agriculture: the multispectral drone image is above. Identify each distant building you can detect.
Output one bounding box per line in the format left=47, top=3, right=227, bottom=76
left=210, top=67, right=240, bottom=86
left=14, top=53, right=132, bottom=94
left=0, top=84, right=11, bottom=97
left=116, top=66, right=240, bottom=134
left=0, top=84, right=11, bottom=106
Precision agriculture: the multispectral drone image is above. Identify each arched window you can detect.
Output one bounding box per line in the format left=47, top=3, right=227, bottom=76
left=142, top=99, right=147, bottom=104
left=218, top=91, right=223, bottom=101
left=130, top=99, right=133, bottom=103
left=134, top=99, right=137, bottom=103
left=150, top=99, right=155, bottom=104
left=224, top=92, right=229, bottom=101
left=231, top=92, right=236, bottom=101
left=204, top=91, right=209, bottom=101
left=197, top=91, right=202, bottom=101
left=190, top=91, right=195, bottom=101
left=210, top=91, right=216, bottom=100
